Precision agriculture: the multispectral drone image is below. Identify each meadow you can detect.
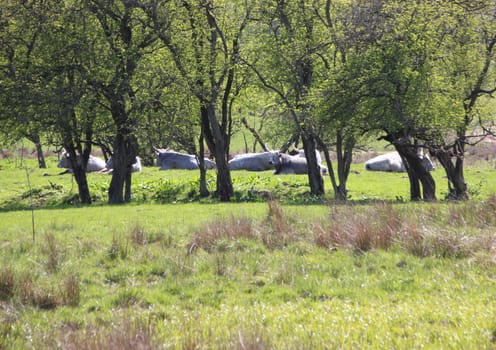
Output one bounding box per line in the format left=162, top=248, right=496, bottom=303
left=1, top=153, right=496, bottom=349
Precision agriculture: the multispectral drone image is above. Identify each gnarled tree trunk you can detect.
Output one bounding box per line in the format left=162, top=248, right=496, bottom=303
left=433, top=141, right=468, bottom=200
left=395, top=144, right=436, bottom=201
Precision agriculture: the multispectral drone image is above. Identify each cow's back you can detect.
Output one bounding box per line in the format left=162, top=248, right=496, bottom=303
left=157, top=152, right=198, bottom=170
left=274, top=154, right=308, bottom=174
left=365, top=152, right=404, bottom=172
left=86, top=156, right=107, bottom=172
left=228, top=152, right=279, bottom=171
left=58, top=154, right=106, bottom=173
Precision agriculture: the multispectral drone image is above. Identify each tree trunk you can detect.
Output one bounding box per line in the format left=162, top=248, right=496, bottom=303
left=215, top=150, right=233, bottom=202
left=33, top=135, right=46, bottom=169
left=35, top=142, right=46, bottom=169
left=72, top=167, right=92, bottom=204
left=317, top=135, right=346, bottom=201
left=198, top=131, right=209, bottom=197
left=301, top=134, right=324, bottom=196
left=397, top=146, right=436, bottom=201
left=108, top=132, right=138, bottom=204
left=26, top=133, right=46, bottom=169
left=202, top=105, right=233, bottom=202
left=64, top=146, right=92, bottom=204
left=335, top=131, right=354, bottom=201
left=434, top=149, right=468, bottom=200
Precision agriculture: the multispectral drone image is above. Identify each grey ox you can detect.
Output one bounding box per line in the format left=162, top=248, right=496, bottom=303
left=274, top=151, right=328, bottom=175
left=58, top=153, right=107, bottom=173
left=364, top=151, right=435, bottom=172
left=228, top=151, right=280, bottom=171
left=104, top=156, right=142, bottom=173
left=155, top=149, right=216, bottom=170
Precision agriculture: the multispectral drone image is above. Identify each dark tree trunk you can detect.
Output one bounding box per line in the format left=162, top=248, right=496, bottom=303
left=316, top=131, right=354, bottom=201
left=201, top=105, right=233, bottom=202
left=26, top=133, right=46, bottom=168
left=35, top=142, right=46, bottom=169
left=108, top=132, right=138, bottom=204
left=335, top=131, right=354, bottom=200
left=64, top=146, right=92, bottom=204
left=319, top=144, right=341, bottom=200
left=72, top=167, right=92, bottom=204
left=214, top=150, right=233, bottom=202
left=434, top=147, right=468, bottom=200
left=396, top=145, right=436, bottom=201
left=32, top=135, right=46, bottom=169
left=198, top=130, right=209, bottom=197
left=301, top=134, right=324, bottom=196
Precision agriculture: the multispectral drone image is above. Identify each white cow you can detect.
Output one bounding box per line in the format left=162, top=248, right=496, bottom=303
left=364, top=151, right=434, bottom=172
left=292, top=149, right=322, bottom=164
left=156, top=149, right=216, bottom=170
left=274, top=152, right=328, bottom=175
left=228, top=152, right=280, bottom=171
left=58, top=153, right=106, bottom=173
left=104, top=156, right=142, bottom=173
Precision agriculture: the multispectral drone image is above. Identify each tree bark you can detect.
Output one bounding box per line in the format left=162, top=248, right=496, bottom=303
left=241, top=117, right=270, bottom=152
left=108, top=131, right=138, bottom=204
left=396, top=145, right=436, bottom=201
left=201, top=103, right=233, bottom=202
left=434, top=147, right=468, bottom=200
left=64, top=146, right=92, bottom=204
left=335, top=131, right=354, bottom=200
left=28, top=133, right=46, bottom=169
left=198, top=130, right=209, bottom=197
left=301, top=133, right=324, bottom=196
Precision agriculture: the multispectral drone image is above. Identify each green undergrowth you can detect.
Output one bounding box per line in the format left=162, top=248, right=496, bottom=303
left=1, top=201, right=496, bottom=348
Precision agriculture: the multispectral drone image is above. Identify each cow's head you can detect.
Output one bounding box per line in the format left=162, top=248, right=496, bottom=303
left=268, top=152, right=282, bottom=166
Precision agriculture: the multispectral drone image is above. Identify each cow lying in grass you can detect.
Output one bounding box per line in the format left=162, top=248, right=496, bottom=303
left=102, top=156, right=142, bottom=174
left=58, top=153, right=106, bottom=173
left=274, top=151, right=328, bottom=175
left=364, top=151, right=434, bottom=172
left=228, top=151, right=280, bottom=171
left=155, top=149, right=216, bottom=170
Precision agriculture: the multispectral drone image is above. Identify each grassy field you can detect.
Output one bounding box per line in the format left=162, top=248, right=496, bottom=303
left=1, top=155, right=496, bottom=348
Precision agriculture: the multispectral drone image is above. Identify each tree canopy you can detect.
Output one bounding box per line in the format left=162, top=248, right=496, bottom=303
left=1, top=0, right=495, bottom=202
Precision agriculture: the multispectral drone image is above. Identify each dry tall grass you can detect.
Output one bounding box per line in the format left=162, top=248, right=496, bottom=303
left=0, top=267, right=15, bottom=300
left=187, top=199, right=496, bottom=261
left=43, top=233, right=60, bottom=272
left=58, top=318, right=157, bottom=350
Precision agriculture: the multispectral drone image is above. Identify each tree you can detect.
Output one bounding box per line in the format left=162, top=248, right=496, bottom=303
left=311, top=0, right=375, bottom=201
left=144, top=0, right=253, bottom=201
left=246, top=0, right=326, bottom=196
left=84, top=0, right=156, bottom=204
left=0, top=1, right=51, bottom=169
left=348, top=1, right=453, bottom=201
left=428, top=1, right=496, bottom=200
left=0, top=0, right=97, bottom=203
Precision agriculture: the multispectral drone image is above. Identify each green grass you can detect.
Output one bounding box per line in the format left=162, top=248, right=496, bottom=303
left=1, top=201, right=496, bottom=348
left=1, top=156, right=496, bottom=348
left=1, top=156, right=496, bottom=211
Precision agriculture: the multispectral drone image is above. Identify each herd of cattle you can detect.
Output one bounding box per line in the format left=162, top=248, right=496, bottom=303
left=58, top=149, right=435, bottom=174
